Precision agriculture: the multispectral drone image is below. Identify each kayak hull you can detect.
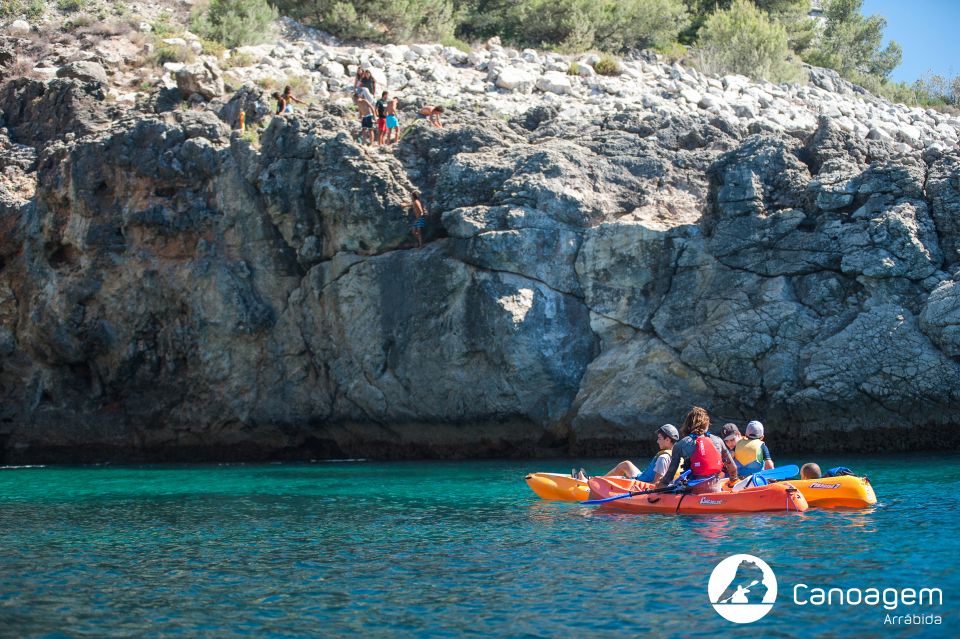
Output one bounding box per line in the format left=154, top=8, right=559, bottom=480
left=587, top=476, right=808, bottom=514
left=524, top=472, right=590, bottom=501
left=787, top=475, right=877, bottom=508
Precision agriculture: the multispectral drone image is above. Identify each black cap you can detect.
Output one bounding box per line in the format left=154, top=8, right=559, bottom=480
left=720, top=423, right=741, bottom=440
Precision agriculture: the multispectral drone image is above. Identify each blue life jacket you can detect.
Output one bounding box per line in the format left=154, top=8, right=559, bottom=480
left=636, top=450, right=672, bottom=482
left=825, top=466, right=854, bottom=477
left=735, top=458, right=764, bottom=476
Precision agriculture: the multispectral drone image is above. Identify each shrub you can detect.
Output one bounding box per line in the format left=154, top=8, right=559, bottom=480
left=567, top=61, right=580, bottom=76
left=0, top=1, right=15, bottom=18
left=63, top=14, right=94, bottom=30
left=200, top=38, right=226, bottom=58
left=802, top=0, right=900, bottom=80
left=692, top=0, right=802, bottom=84
left=592, top=0, right=689, bottom=51
left=458, top=0, right=686, bottom=52
left=151, top=11, right=177, bottom=37
left=655, top=40, right=687, bottom=62
left=283, top=73, right=311, bottom=97
left=152, top=42, right=196, bottom=65
left=224, top=51, right=256, bottom=67
left=440, top=34, right=471, bottom=53
left=0, top=0, right=44, bottom=19
left=57, top=0, right=85, bottom=12
left=256, top=76, right=278, bottom=91
left=240, top=126, right=260, bottom=147
left=273, top=0, right=457, bottom=44
left=190, top=0, right=277, bottom=48
left=593, top=54, right=621, bottom=76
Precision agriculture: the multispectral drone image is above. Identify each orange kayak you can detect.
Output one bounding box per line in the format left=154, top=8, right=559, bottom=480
left=523, top=472, right=590, bottom=501
left=587, top=476, right=808, bottom=514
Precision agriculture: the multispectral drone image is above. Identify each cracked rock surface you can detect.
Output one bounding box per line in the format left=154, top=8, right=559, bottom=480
left=1, top=74, right=960, bottom=463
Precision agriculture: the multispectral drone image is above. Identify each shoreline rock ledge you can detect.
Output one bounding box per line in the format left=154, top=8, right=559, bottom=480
left=1, top=37, right=960, bottom=462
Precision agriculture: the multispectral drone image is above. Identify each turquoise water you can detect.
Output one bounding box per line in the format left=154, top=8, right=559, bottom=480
left=0, top=454, right=957, bottom=638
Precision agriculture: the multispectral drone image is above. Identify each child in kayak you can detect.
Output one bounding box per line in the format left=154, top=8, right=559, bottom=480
left=801, top=463, right=822, bottom=479
left=735, top=420, right=775, bottom=475
left=657, top=407, right=738, bottom=494
left=720, top=421, right=774, bottom=477
left=604, top=424, right=681, bottom=484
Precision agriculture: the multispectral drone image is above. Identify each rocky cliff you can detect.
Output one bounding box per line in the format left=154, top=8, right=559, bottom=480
left=1, top=22, right=960, bottom=462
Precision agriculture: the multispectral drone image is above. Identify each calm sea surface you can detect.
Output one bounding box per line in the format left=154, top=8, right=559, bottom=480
left=0, top=453, right=957, bottom=638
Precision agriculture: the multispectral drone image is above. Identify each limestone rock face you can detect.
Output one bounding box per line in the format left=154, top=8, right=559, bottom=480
left=2, top=76, right=960, bottom=463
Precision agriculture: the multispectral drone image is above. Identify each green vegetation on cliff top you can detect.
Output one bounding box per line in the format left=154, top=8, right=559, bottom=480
left=264, top=0, right=956, bottom=108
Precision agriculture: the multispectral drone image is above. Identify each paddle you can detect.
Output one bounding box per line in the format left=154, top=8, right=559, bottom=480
left=730, top=464, right=800, bottom=492
left=583, top=471, right=699, bottom=505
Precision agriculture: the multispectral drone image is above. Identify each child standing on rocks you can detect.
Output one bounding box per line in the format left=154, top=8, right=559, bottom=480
left=385, top=97, right=401, bottom=144
left=282, top=85, right=306, bottom=112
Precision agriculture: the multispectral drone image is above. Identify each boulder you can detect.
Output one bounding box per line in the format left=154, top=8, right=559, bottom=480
left=9, top=19, right=30, bottom=34
left=536, top=72, right=573, bottom=96
left=175, top=60, right=225, bottom=100
left=56, top=61, right=108, bottom=85
left=495, top=67, right=536, bottom=93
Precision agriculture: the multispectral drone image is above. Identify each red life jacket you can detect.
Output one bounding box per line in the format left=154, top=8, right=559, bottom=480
left=690, top=435, right=722, bottom=477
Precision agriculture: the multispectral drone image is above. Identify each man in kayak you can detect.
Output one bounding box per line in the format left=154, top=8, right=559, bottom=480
left=603, top=424, right=681, bottom=484
left=657, top=407, right=738, bottom=494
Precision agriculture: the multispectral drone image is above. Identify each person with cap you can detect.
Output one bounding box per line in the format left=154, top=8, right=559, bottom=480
left=658, top=407, right=738, bottom=494
left=603, top=424, right=682, bottom=484
left=731, top=420, right=775, bottom=477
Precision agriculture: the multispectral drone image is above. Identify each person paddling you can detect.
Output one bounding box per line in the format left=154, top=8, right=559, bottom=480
left=604, top=424, right=681, bottom=484
left=657, top=406, right=738, bottom=494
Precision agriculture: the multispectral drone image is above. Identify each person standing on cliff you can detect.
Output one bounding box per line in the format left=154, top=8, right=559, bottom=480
left=385, top=97, right=401, bottom=144
left=658, top=407, right=738, bottom=494
left=376, top=91, right=390, bottom=145
left=409, top=191, right=426, bottom=248
left=354, top=93, right=376, bottom=146
left=272, top=91, right=286, bottom=115
left=282, top=85, right=307, bottom=113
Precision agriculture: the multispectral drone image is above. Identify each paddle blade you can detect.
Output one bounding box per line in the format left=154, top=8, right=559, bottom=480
left=756, top=464, right=799, bottom=481
left=583, top=492, right=634, bottom=505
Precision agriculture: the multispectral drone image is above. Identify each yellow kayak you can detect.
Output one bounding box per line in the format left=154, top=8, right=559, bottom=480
left=785, top=475, right=877, bottom=508
left=524, top=472, right=590, bottom=501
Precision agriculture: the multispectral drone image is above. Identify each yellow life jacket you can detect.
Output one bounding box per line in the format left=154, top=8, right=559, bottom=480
left=657, top=448, right=685, bottom=479
left=734, top=438, right=764, bottom=465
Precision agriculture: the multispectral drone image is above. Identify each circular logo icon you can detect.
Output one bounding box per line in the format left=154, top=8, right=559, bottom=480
left=708, top=554, right=777, bottom=623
